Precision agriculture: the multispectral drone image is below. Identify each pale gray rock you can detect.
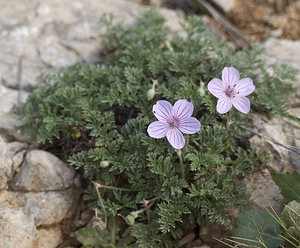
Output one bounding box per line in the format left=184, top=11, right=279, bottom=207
left=24, top=189, right=77, bottom=226
left=0, top=189, right=79, bottom=227
left=245, top=169, right=284, bottom=211
left=250, top=116, right=293, bottom=173
left=0, top=85, right=32, bottom=141
left=0, top=206, right=37, bottom=248
left=0, top=190, right=23, bottom=206
left=0, top=137, right=13, bottom=190
left=39, top=37, right=79, bottom=68
left=0, top=41, right=44, bottom=90
left=290, top=120, right=300, bottom=173
left=211, top=0, right=235, bottom=12
left=10, top=150, right=75, bottom=191
left=0, top=0, right=185, bottom=90
left=264, top=38, right=300, bottom=70
left=262, top=39, right=300, bottom=173
left=0, top=136, right=27, bottom=189
left=263, top=38, right=300, bottom=102
left=34, top=226, right=63, bottom=248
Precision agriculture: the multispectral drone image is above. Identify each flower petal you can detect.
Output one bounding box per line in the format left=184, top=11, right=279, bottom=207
left=147, top=121, right=170, bottom=139
left=222, top=67, right=240, bottom=86
left=207, top=78, right=225, bottom=98
left=179, top=117, right=201, bottom=134
left=216, top=97, right=232, bottom=114
left=232, top=96, right=250, bottom=114
left=172, top=99, right=194, bottom=120
left=166, top=128, right=185, bottom=150
left=153, top=100, right=173, bottom=122
left=235, top=78, right=255, bottom=96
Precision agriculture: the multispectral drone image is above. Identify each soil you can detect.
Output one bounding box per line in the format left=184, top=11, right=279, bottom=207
left=227, top=0, right=300, bottom=42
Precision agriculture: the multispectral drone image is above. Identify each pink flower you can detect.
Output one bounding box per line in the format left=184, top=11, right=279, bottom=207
left=92, top=216, right=101, bottom=228
left=207, top=67, right=255, bottom=114
left=147, top=99, right=201, bottom=150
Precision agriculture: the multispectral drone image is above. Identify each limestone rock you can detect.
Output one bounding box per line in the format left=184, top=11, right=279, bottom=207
left=0, top=206, right=37, bottom=248
left=0, top=188, right=79, bottom=227
left=250, top=116, right=293, bottom=173
left=263, top=38, right=300, bottom=102
left=263, top=38, right=300, bottom=69
left=0, top=136, right=27, bottom=189
left=0, top=190, right=23, bottom=206
left=39, top=36, right=80, bottom=68
left=34, top=226, right=63, bottom=248
left=24, top=189, right=77, bottom=226
left=0, top=41, right=45, bottom=90
left=245, top=169, right=284, bottom=211
left=0, top=85, right=31, bottom=141
left=0, top=0, right=185, bottom=91
left=10, top=150, right=75, bottom=191
left=212, top=0, right=235, bottom=12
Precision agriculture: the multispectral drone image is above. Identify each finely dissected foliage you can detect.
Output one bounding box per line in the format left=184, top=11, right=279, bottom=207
left=17, top=10, right=296, bottom=247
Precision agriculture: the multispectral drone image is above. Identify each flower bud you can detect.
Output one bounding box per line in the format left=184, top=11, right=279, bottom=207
left=125, top=211, right=138, bottom=225
left=100, top=161, right=110, bottom=168
left=198, top=82, right=205, bottom=97
left=198, top=87, right=205, bottom=97
left=165, top=40, right=173, bottom=51
left=147, top=88, right=155, bottom=100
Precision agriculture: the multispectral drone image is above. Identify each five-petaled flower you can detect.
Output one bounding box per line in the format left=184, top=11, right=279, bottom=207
left=147, top=99, right=201, bottom=150
left=207, top=67, right=255, bottom=114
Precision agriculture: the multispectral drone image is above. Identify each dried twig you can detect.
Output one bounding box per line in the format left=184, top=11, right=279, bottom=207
left=196, top=0, right=252, bottom=49
left=240, top=125, right=300, bottom=156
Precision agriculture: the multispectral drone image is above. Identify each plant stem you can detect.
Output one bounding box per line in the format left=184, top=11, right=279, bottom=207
left=93, top=182, right=108, bottom=227
left=176, top=149, right=185, bottom=178
left=226, top=110, right=232, bottom=130
left=92, top=181, right=136, bottom=191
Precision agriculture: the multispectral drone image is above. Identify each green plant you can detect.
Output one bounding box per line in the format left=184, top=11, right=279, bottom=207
left=272, top=173, right=300, bottom=202
left=16, top=9, right=297, bottom=247
left=281, top=201, right=300, bottom=248
left=226, top=173, right=300, bottom=248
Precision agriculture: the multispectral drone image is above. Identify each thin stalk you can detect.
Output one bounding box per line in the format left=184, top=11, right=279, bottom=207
left=176, top=149, right=185, bottom=178
left=226, top=110, right=232, bottom=130
left=92, top=181, right=136, bottom=191
left=143, top=197, right=158, bottom=223
left=93, top=182, right=108, bottom=227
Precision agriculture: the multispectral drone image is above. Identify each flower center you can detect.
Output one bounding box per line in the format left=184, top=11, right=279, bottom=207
left=167, top=115, right=180, bottom=128
left=225, top=84, right=239, bottom=98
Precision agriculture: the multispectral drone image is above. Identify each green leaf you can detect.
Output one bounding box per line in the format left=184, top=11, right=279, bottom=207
left=233, top=210, right=283, bottom=248
left=75, top=227, right=107, bottom=247
left=272, top=173, right=300, bottom=202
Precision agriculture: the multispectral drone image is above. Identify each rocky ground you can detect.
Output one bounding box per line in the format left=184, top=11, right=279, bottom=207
left=0, top=0, right=299, bottom=247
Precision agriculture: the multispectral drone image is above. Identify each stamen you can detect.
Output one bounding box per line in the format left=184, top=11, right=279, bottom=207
left=224, top=85, right=237, bottom=98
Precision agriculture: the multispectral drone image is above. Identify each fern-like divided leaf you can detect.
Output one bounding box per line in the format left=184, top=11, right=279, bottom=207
left=16, top=9, right=296, bottom=247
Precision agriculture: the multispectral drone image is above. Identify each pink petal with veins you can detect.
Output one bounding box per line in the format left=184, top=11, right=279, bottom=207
left=179, top=117, right=201, bottom=134
left=152, top=100, right=173, bottom=122
left=222, top=67, right=240, bottom=86
left=147, top=121, right=170, bottom=138
left=208, top=78, right=226, bottom=98
left=217, top=97, right=232, bottom=114
left=172, top=99, right=194, bottom=120
left=232, top=96, right=250, bottom=114
left=235, top=78, right=255, bottom=97
left=166, top=128, right=185, bottom=150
